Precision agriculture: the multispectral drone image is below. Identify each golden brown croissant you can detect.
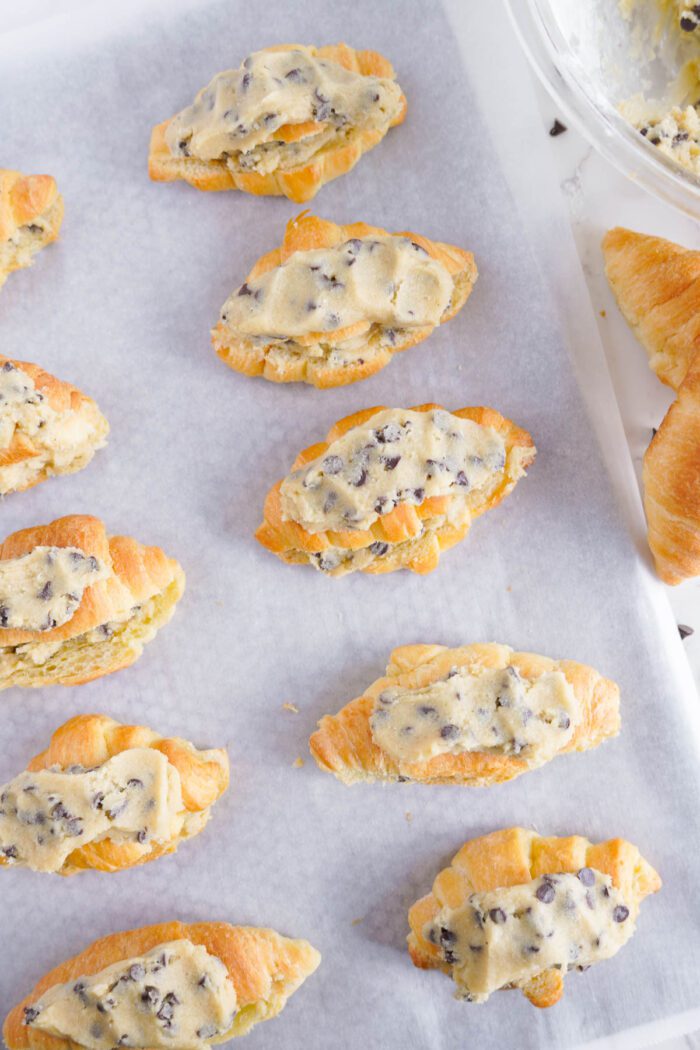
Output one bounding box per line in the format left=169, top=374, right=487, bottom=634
left=0, top=356, right=109, bottom=497
left=643, top=352, right=700, bottom=582
left=602, top=226, right=700, bottom=391
left=0, top=515, right=185, bottom=689
left=3, top=920, right=321, bottom=1047
left=256, top=404, right=535, bottom=576
left=149, top=44, right=406, bottom=202
left=212, top=213, right=477, bottom=388
left=408, top=827, right=661, bottom=1009
left=0, top=170, right=64, bottom=290
left=309, top=642, right=620, bottom=785
left=0, top=714, right=228, bottom=875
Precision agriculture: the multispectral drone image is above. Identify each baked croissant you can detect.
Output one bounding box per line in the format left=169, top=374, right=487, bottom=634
left=149, top=43, right=406, bottom=202
left=0, top=356, right=109, bottom=497
left=0, top=170, right=64, bottom=290
left=309, top=642, right=620, bottom=785
left=212, top=213, right=477, bottom=388
left=643, top=352, right=700, bottom=582
left=602, top=226, right=700, bottom=391
left=0, top=514, right=185, bottom=689
left=4, top=920, right=321, bottom=1047
left=603, top=226, right=700, bottom=582
left=256, top=404, right=535, bottom=577
left=408, top=827, right=660, bottom=1008
left=0, top=714, right=228, bottom=875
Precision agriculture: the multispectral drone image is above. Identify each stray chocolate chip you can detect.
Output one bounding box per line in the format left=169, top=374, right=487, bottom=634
left=549, top=119, right=567, bottom=136
left=679, top=624, right=694, bottom=639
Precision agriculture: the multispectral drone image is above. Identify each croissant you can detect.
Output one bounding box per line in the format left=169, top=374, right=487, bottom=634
left=0, top=714, right=228, bottom=875
left=408, top=827, right=661, bottom=1008
left=309, top=642, right=620, bottom=785
left=0, top=170, right=64, bottom=290
left=0, top=514, right=185, bottom=689
left=602, top=226, right=700, bottom=391
left=256, top=404, right=535, bottom=577
left=3, top=920, right=321, bottom=1047
left=643, top=352, right=700, bottom=582
left=0, top=356, right=109, bottom=497
left=149, top=43, right=406, bottom=203
left=212, top=213, right=477, bottom=388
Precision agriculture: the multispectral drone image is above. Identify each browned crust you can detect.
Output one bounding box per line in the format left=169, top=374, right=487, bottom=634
left=602, top=226, right=700, bottom=392
left=0, top=355, right=108, bottom=496
left=212, top=212, right=477, bottom=388
left=3, top=921, right=321, bottom=1048
left=644, top=353, right=700, bottom=583
left=309, top=642, right=620, bottom=785
left=407, top=827, right=661, bottom=1008
left=0, top=714, right=229, bottom=875
left=255, top=404, right=536, bottom=576
left=148, top=43, right=407, bottom=202
left=0, top=170, right=64, bottom=288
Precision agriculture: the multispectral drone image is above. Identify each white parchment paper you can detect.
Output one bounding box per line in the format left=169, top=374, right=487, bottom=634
left=0, top=2, right=699, bottom=1048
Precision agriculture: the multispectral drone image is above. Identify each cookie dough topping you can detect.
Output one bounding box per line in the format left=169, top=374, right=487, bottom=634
left=220, top=236, right=453, bottom=341
left=425, top=869, right=634, bottom=1003
left=22, top=939, right=237, bottom=1049
left=370, top=665, right=579, bottom=766
left=166, top=46, right=403, bottom=172
left=0, top=748, right=183, bottom=872
left=0, top=546, right=107, bottom=632
left=281, top=409, right=506, bottom=534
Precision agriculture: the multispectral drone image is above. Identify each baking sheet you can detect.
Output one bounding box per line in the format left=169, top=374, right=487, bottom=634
left=0, top=1, right=699, bottom=1047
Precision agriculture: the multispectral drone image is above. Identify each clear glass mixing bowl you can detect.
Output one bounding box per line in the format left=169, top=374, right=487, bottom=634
left=505, top=0, right=700, bottom=217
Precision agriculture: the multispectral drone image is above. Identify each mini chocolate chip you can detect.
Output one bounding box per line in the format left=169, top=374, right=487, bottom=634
left=440, top=723, right=459, bottom=740
left=0, top=606, right=8, bottom=627
left=237, top=283, right=253, bottom=297
left=141, top=985, right=159, bottom=1007
left=23, top=1007, right=40, bottom=1025
left=128, top=963, right=145, bottom=981
left=38, top=581, right=53, bottom=600
left=285, top=67, right=304, bottom=81
left=489, top=908, right=507, bottom=924
left=240, top=72, right=251, bottom=90
left=322, top=455, right=343, bottom=475
left=369, top=542, right=389, bottom=557
left=93, top=792, right=105, bottom=809
left=536, top=882, right=555, bottom=903
left=524, top=945, right=541, bottom=954
left=413, top=487, right=425, bottom=501
left=382, top=455, right=401, bottom=471
left=350, top=468, right=368, bottom=487
left=577, top=867, right=595, bottom=886
left=127, top=778, right=143, bottom=788
left=549, top=118, right=567, bottom=136
left=419, top=705, right=438, bottom=717
left=65, top=818, right=84, bottom=837
left=454, top=471, right=469, bottom=487
left=197, top=1025, right=218, bottom=1040
left=679, top=624, right=694, bottom=639
left=137, top=829, right=148, bottom=843
left=2, top=845, right=18, bottom=859
left=439, top=926, right=457, bottom=945
left=613, top=905, right=630, bottom=923
left=559, top=713, right=571, bottom=729
left=50, top=802, right=69, bottom=820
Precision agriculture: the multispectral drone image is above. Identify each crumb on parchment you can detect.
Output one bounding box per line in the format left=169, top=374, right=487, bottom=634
left=293, top=756, right=305, bottom=768
left=283, top=702, right=300, bottom=713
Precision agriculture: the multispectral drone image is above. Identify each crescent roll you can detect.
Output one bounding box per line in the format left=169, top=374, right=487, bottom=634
left=256, top=404, right=535, bottom=577
left=309, top=643, right=620, bottom=786
left=4, top=920, right=321, bottom=1048
left=149, top=43, right=406, bottom=202
left=0, top=714, right=228, bottom=875
left=0, top=169, right=64, bottom=291
left=602, top=226, right=700, bottom=392
left=603, top=227, right=700, bottom=582
left=408, top=827, right=661, bottom=1009
left=0, top=514, right=185, bottom=690
left=212, top=213, right=477, bottom=388
left=0, top=356, right=109, bottom=497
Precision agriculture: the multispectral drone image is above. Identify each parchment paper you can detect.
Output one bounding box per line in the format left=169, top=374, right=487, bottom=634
left=0, top=2, right=699, bottom=1048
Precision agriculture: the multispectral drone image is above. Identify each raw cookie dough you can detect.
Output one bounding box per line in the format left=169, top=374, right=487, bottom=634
left=220, top=236, right=453, bottom=341
left=280, top=408, right=506, bottom=534
left=0, top=749, right=185, bottom=872
left=22, top=940, right=237, bottom=1049
left=426, top=869, right=634, bottom=1003
left=370, top=665, right=579, bottom=765
left=0, top=546, right=106, bottom=632
left=165, top=46, right=403, bottom=176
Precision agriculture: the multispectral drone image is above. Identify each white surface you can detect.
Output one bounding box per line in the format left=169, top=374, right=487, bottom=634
left=1, top=1, right=699, bottom=1048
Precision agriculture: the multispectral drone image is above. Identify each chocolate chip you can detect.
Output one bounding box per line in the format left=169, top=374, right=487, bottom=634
left=22, top=1007, right=40, bottom=1025
left=375, top=423, right=401, bottom=444
left=137, top=829, right=148, bottom=844
left=127, top=778, right=143, bottom=789
left=382, top=455, right=400, bottom=471
left=38, top=581, right=53, bottom=600
left=0, top=606, right=8, bottom=627
left=369, top=542, right=389, bottom=557
left=141, top=985, right=159, bottom=1007
left=525, top=945, right=541, bottom=954
left=240, top=72, right=251, bottom=90
left=549, top=118, right=567, bottom=136
left=613, top=905, right=629, bottom=923
left=157, top=992, right=179, bottom=1023
left=419, top=705, right=438, bottom=717
left=489, top=908, right=507, bottom=924
left=413, top=487, right=425, bottom=502
left=577, top=867, right=595, bottom=886
left=50, top=802, right=69, bottom=820
left=306, top=300, right=318, bottom=312
left=536, top=882, right=555, bottom=903
left=285, top=67, right=304, bottom=81
left=440, top=723, right=460, bottom=740
left=679, top=624, right=694, bottom=639
left=198, top=974, right=211, bottom=989
left=559, top=713, right=571, bottom=729
left=237, top=283, right=253, bottom=297
left=93, top=792, right=105, bottom=809
left=197, top=1024, right=218, bottom=1040
left=65, top=818, right=83, bottom=837
left=2, top=845, right=18, bottom=859
left=439, top=926, right=457, bottom=945
left=322, top=455, right=343, bottom=475
left=350, top=468, right=368, bottom=487
left=453, top=471, right=469, bottom=487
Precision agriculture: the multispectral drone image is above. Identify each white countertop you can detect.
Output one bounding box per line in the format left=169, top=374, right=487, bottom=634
left=4, top=2, right=699, bottom=1047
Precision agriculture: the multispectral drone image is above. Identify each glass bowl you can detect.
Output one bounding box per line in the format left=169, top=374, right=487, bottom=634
left=504, top=0, right=700, bottom=217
